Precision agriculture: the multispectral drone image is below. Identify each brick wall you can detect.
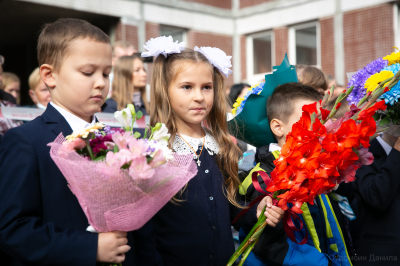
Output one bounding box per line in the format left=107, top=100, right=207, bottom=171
left=240, top=0, right=275, bottom=9
left=188, top=30, right=234, bottom=86
left=145, top=23, right=160, bottom=85
left=274, top=27, right=288, bottom=65
left=182, top=0, right=231, bottom=9
left=320, top=17, right=335, bottom=77
left=344, top=4, right=394, bottom=82
left=115, top=21, right=139, bottom=50
left=241, top=36, right=247, bottom=81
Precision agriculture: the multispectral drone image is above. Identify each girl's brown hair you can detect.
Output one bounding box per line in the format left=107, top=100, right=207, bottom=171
left=112, top=55, right=150, bottom=113
left=296, top=65, right=328, bottom=94
left=150, top=49, right=243, bottom=208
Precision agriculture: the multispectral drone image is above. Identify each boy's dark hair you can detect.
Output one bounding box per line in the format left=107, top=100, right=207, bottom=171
left=267, top=82, right=322, bottom=123
left=37, top=18, right=110, bottom=71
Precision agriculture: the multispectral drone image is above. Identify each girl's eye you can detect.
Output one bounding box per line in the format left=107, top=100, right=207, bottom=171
left=82, top=72, right=93, bottom=76
left=103, top=74, right=110, bottom=78
left=203, top=86, right=212, bottom=90
left=182, top=85, right=191, bottom=90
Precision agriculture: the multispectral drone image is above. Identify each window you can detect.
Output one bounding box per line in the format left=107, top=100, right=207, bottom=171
left=246, top=31, right=274, bottom=84
left=289, top=22, right=320, bottom=66
left=253, top=34, right=273, bottom=74
left=159, top=25, right=186, bottom=43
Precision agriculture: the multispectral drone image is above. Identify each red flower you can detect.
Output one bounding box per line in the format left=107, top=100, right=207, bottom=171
left=287, top=141, right=321, bottom=170
left=358, top=116, right=376, bottom=148
left=320, top=107, right=330, bottom=120
left=322, top=120, right=359, bottom=152
left=358, top=100, right=387, bottom=121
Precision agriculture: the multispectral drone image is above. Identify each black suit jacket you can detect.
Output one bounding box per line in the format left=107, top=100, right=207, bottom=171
left=353, top=139, right=400, bottom=265
left=0, top=104, right=136, bottom=266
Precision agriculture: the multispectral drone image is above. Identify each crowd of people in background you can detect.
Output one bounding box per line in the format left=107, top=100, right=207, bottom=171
left=0, top=46, right=350, bottom=143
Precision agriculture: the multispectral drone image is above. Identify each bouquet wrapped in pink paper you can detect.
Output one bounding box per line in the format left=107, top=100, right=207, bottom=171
left=48, top=104, right=197, bottom=232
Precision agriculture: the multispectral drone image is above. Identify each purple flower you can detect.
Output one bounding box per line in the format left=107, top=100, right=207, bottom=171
left=347, top=58, right=388, bottom=105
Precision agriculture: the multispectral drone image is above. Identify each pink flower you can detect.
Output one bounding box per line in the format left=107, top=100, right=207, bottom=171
left=105, top=149, right=133, bottom=168
left=128, top=138, right=150, bottom=158
left=64, top=138, right=86, bottom=151
left=149, top=149, right=167, bottom=168
left=337, top=164, right=360, bottom=184
left=356, top=147, right=374, bottom=165
left=128, top=156, right=155, bottom=179
left=112, top=131, right=133, bottom=150
left=324, top=117, right=344, bottom=134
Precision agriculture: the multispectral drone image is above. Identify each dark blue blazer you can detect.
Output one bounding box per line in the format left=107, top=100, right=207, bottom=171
left=0, top=104, right=136, bottom=266
left=353, top=139, right=400, bottom=266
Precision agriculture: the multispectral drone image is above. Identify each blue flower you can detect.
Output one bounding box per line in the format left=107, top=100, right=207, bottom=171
left=379, top=63, right=400, bottom=105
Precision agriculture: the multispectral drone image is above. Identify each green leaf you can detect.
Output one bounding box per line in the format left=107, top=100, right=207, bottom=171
left=94, top=155, right=106, bottom=161
left=136, top=111, right=143, bottom=119
left=113, top=144, right=119, bottom=153
left=134, top=132, right=141, bottom=139
left=147, top=156, right=153, bottom=163
left=144, top=126, right=149, bottom=139
left=379, top=117, right=390, bottom=127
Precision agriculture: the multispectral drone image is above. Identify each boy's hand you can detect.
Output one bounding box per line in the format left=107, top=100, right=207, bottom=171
left=97, top=231, right=130, bottom=264
left=394, top=137, right=400, bottom=152
left=257, top=196, right=285, bottom=227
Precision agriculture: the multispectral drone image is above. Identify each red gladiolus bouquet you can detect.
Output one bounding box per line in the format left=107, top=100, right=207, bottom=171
left=227, top=75, right=397, bottom=265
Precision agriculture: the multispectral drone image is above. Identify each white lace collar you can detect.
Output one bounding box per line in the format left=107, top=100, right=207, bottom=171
left=173, top=129, right=220, bottom=157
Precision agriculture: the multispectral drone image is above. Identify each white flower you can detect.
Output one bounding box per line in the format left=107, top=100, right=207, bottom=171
left=114, top=107, right=132, bottom=130
left=194, top=46, right=233, bottom=78
left=151, top=123, right=170, bottom=145
left=149, top=141, right=174, bottom=161
left=141, top=36, right=185, bottom=58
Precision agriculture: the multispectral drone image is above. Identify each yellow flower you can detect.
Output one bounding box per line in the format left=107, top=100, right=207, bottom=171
left=364, top=70, right=394, bottom=92
left=66, top=122, right=105, bottom=141
left=383, top=49, right=400, bottom=66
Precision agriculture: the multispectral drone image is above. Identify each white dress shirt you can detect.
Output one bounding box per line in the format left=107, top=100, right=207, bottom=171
left=376, top=136, right=393, bottom=156
left=50, top=102, right=96, bottom=133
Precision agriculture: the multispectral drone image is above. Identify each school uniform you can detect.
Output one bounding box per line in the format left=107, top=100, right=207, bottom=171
left=0, top=103, right=136, bottom=266
left=352, top=138, right=400, bottom=266
left=135, top=131, right=258, bottom=266
left=240, top=144, right=352, bottom=266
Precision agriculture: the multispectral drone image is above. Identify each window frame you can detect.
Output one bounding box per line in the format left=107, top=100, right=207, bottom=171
left=288, top=21, right=321, bottom=67
left=246, top=30, right=275, bottom=85
left=159, top=25, right=187, bottom=44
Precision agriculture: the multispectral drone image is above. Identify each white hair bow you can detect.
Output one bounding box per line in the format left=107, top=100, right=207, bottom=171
left=194, top=46, right=233, bottom=78
left=141, top=36, right=185, bottom=58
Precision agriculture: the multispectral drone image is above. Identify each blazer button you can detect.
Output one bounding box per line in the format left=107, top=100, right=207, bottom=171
left=209, top=196, right=214, bottom=200
left=205, top=169, right=209, bottom=173
left=212, top=226, right=216, bottom=230
left=210, top=255, right=213, bottom=259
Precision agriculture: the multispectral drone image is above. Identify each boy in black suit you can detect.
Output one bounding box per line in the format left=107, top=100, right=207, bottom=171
left=0, top=18, right=133, bottom=265
left=352, top=133, right=400, bottom=266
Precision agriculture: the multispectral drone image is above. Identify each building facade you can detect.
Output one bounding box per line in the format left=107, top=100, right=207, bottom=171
left=1, top=0, right=398, bottom=102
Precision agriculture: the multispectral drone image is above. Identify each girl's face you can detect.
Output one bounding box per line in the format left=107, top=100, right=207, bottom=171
left=132, top=58, right=147, bottom=89
left=168, top=61, right=214, bottom=130
left=4, top=81, right=20, bottom=100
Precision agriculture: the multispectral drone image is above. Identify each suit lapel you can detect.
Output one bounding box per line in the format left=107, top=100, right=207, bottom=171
left=42, top=104, right=73, bottom=138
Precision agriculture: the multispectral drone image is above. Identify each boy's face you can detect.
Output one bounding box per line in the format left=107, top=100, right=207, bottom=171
left=281, top=99, right=317, bottom=138
left=50, top=38, right=112, bottom=121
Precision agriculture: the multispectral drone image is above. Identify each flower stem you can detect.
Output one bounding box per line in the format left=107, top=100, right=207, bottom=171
left=86, top=141, right=94, bottom=160
left=238, top=240, right=258, bottom=266
left=226, top=207, right=267, bottom=266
